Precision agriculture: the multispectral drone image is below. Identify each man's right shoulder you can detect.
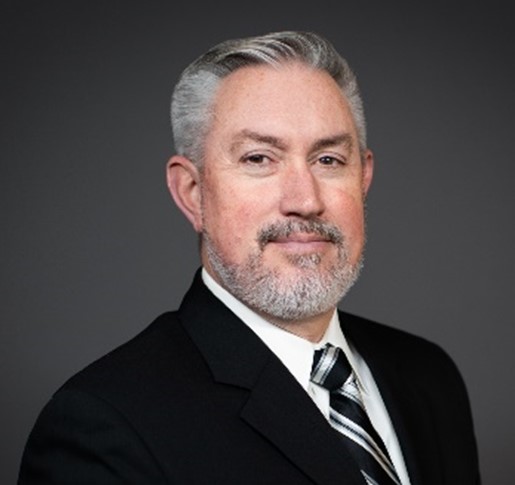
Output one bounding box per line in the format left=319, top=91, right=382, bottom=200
left=59, top=311, right=204, bottom=399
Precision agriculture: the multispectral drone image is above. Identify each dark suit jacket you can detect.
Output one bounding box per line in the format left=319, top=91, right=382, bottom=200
left=19, top=271, right=480, bottom=484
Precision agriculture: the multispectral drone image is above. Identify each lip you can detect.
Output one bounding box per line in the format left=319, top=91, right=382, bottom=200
left=272, top=232, right=331, bottom=244
left=267, top=233, right=332, bottom=252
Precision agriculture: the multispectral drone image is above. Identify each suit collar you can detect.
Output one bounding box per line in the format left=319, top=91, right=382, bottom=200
left=178, top=270, right=271, bottom=388
left=178, top=271, right=366, bottom=485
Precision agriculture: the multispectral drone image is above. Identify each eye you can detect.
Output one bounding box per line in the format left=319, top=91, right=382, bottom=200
left=240, top=152, right=277, bottom=167
left=244, top=154, right=269, bottom=164
left=238, top=152, right=278, bottom=177
left=317, top=155, right=345, bottom=167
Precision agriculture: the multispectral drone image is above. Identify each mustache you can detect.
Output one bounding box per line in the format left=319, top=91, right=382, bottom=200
left=257, top=219, right=344, bottom=249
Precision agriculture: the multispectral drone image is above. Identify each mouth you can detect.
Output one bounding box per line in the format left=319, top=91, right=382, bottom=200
left=266, top=232, right=334, bottom=253
left=272, top=232, right=330, bottom=244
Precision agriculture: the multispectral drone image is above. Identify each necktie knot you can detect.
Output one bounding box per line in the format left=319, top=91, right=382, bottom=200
left=311, top=343, right=352, bottom=391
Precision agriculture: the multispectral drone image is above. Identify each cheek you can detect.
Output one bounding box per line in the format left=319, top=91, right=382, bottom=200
left=201, top=185, right=263, bottom=254
left=329, top=190, right=366, bottom=244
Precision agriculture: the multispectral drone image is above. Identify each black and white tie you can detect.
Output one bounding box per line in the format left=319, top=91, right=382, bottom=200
left=310, top=344, right=401, bottom=485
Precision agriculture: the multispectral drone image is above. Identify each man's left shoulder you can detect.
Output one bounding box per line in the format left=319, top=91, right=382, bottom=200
left=338, top=310, right=463, bottom=378
left=338, top=309, right=439, bottom=349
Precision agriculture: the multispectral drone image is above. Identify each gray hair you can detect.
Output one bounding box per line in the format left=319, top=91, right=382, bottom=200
left=171, top=31, right=367, bottom=166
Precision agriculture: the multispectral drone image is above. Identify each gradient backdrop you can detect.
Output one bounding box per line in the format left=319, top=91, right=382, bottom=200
left=2, top=2, right=513, bottom=484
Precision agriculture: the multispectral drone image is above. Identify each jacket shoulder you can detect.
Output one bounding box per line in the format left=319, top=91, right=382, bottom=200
left=60, top=311, right=205, bottom=398
left=338, top=311, right=466, bottom=386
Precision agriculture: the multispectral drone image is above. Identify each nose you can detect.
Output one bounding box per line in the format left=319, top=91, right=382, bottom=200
left=279, top=162, right=325, bottom=218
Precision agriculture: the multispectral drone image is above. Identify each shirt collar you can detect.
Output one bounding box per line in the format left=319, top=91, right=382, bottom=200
left=201, top=268, right=368, bottom=394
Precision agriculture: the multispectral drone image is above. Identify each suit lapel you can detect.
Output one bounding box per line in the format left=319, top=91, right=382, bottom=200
left=341, top=312, right=443, bottom=485
left=240, top=354, right=365, bottom=485
left=179, top=273, right=366, bottom=485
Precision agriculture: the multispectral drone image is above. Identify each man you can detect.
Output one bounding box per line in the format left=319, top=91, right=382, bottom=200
left=19, top=31, right=480, bottom=484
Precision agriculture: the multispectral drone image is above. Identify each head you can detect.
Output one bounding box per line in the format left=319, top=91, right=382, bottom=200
left=167, top=31, right=374, bottom=332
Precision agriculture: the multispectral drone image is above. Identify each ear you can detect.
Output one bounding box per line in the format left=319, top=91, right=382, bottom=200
left=361, top=149, right=374, bottom=196
left=166, top=155, right=203, bottom=232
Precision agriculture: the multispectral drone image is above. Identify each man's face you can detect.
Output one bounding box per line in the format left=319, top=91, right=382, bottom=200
left=190, top=63, right=372, bottom=322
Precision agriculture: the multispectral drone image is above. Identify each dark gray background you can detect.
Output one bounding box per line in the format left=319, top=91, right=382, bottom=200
left=2, top=1, right=513, bottom=484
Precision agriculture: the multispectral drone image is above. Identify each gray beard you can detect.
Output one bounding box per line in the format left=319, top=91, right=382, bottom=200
left=203, top=219, right=363, bottom=322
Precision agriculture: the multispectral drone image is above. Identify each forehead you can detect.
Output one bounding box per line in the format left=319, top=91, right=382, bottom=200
left=206, top=62, right=357, bottom=145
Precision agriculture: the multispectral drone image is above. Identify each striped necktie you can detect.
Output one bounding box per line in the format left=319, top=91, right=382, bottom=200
left=311, top=344, right=401, bottom=485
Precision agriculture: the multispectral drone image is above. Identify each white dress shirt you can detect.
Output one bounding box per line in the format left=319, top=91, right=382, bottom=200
left=202, top=269, right=411, bottom=485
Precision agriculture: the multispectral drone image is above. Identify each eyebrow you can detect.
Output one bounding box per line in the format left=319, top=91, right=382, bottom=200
left=310, top=133, right=353, bottom=153
left=230, top=130, right=288, bottom=153
left=230, top=129, right=354, bottom=155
